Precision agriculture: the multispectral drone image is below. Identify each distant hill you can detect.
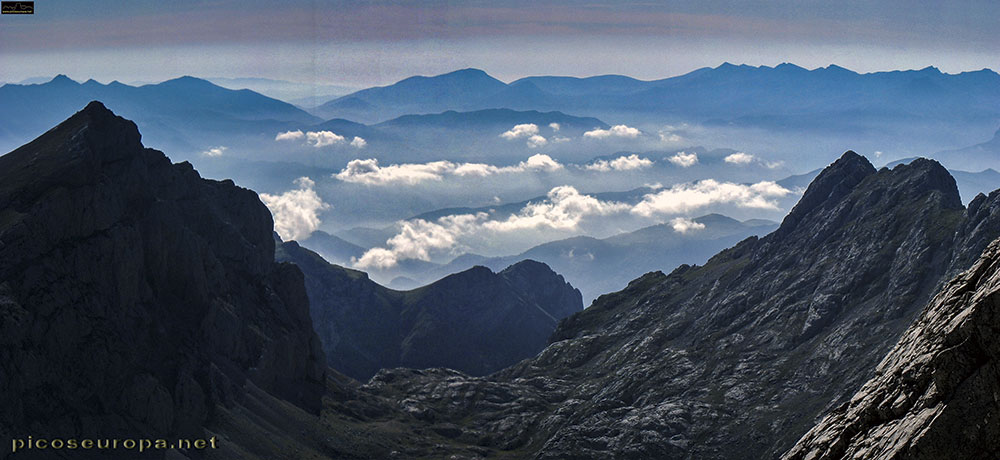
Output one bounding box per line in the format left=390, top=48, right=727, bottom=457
left=934, top=127, right=1000, bottom=172
left=276, top=241, right=582, bottom=381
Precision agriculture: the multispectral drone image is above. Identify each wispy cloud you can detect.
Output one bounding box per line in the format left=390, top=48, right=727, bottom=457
left=334, top=153, right=564, bottom=185
left=668, top=151, right=698, bottom=167
left=275, top=130, right=305, bottom=141
left=669, top=217, right=705, bottom=233
left=350, top=136, right=367, bottom=148
left=585, top=154, right=653, bottom=171
left=259, top=177, right=330, bottom=241
left=584, top=124, right=641, bottom=139
left=356, top=179, right=793, bottom=268
left=307, top=130, right=346, bottom=147
left=549, top=122, right=561, bottom=132
left=631, top=180, right=791, bottom=216
left=201, top=146, right=227, bottom=157
left=724, top=152, right=755, bottom=164
left=354, top=185, right=628, bottom=269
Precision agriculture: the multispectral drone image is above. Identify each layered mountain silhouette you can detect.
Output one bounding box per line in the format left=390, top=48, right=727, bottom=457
left=276, top=241, right=582, bottom=381
left=0, top=75, right=319, bottom=158
left=0, top=102, right=325, bottom=457
left=315, top=64, right=1000, bottom=128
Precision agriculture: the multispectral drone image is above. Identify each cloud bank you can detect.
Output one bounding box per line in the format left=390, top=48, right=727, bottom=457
left=668, top=151, right=698, bottom=167
left=584, top=124, right=641, bottom=139
left=259, top=177, right=331, bottom=241
left=585, top=154, right=653, bottom=171
left=356, top=179, right=793, bottom=268
left=275, top=130, right=365, bottom=148
left=334, top=154, right=564, bottom=185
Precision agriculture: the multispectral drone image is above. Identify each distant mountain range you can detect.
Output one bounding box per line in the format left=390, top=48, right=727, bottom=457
left=277, top=241, right=582, bottom=381
left=314, top=64, right=1000, bottom=129
left=0, top=75, right=319, bottom=159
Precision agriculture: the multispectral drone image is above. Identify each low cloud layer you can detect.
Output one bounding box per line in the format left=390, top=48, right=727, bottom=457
left=355, top=185, right=628, bottom=269
left=356, top=179, right=793, bottom=269
left=276, top=130, right=366, bottom=148
left=585, top=154, right=653, bottom=172
left=632, top=180, right=791, bottom=216
left=259, top=177, right=330, bottom=241
left=668, top=151, right=698, bottom=167
left=670, top=217, right=706, bottom=233
left=724, top=152, right=755, bottom=164
left=201, top=146, right=227, bottom=157
left=584, top=124, right=641, bottom=139
left=334, top=154, right=563, bottom=185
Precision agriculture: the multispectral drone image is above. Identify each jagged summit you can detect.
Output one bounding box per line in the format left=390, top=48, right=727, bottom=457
left=775, top=150, right=876, bottom=235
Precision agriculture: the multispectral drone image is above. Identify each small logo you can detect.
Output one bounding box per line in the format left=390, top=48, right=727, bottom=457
left=1, top=1, right=34, bottom=14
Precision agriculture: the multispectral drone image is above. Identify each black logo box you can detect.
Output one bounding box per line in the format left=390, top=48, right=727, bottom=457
left=1, top=1, right=34, bottom=14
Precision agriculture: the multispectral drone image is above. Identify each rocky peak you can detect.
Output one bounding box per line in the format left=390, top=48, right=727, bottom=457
left=0, top=102, right=325, bottom=450
left=774, top=150, right=875, bottom=237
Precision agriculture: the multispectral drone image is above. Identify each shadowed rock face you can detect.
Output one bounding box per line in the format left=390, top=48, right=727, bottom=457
left=276, top=241, right=583, bottom=381
left=784, top=236, right=1000, bottom=460
left=0, top=102, right=325, bottom=457
left=354, top=152, right=1000, bottom=459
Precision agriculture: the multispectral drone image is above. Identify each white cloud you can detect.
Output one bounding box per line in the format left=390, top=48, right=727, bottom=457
left=201, top=146, right=227, bottom=157
left=766, top=161, right=785, bottom=169
left=527, top=134, right=548, bottom=148
left=501, top=123, right=540, bottom=139
left=585, top=154, right=654, bottom=172
left=668, top=151, right=698, bottom=168
left=350, top=136, right=367, bottom=148
left=874, top=150, right=883, bottom=158
left=631, top=180, right=792, bottom=216
left=724, top=152, right=755, bottom=165
left=259, top=177, right=331, bottom=241
left=670, top=217, right=705, bottom=233
left=659, top=132, right=683, bottom=143
left=333, top=154, right=563, bottom=185
left=307, top=130, right=346, bottom=147
left=549, top=122, right=561, bottom=132
left=584, top=124, right=641, bottom=139
left=354, top=186, right=627, bottom=269
left=552, top=136, right=571, bottom=143
left=275, top=130, right=305, bottom=141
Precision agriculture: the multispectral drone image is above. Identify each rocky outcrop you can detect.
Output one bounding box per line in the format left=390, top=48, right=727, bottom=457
left=348, top=152, right=1000, bottom=459
left=0, top=102, right=325, bottom=458
left=784, top=236, right=1000, bottom=460
left=277, top=241, right=583, bottom=381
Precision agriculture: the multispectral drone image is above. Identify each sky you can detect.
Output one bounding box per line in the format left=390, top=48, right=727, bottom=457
left=1, top=0, right=998, bottom=87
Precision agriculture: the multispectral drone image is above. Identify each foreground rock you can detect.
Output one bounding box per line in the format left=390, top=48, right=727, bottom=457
left=784, top=236, right=1000, bottom=459
left=277, top=240, right=583, bottom=381
left=0, top=102, right=325, bottom=459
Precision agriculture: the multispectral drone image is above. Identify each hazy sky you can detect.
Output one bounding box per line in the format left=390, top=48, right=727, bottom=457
left=2, top=0, right=998, bottom=86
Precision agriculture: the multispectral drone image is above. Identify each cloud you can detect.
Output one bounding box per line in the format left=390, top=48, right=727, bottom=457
left=549, top=122, right=561, bottom=132
left=201, top=146, right=227, bottom=157
left=724, top=152, right=755, bottom=164
left=659, top=132, right=683, bottom=143
left=584, top=124, right=641, bottom=139
left=354, top=185, right=627, bottom=269
left=527, top=134, right=548, bottom=148
left=670, top=217, right=705, bottom=233
left=668, top=151, right=698, bottom=167
left=350, top=136, right=367, bottom=148
left=275, top=130, right=305, bottom=141
left=333, top=154, right=563, bottom=185
left=259, top=177, right=331, bottom=241
left=552, top=136, right=571, bottom=143
left=501, top=123, right=540, bottom=139
left=307, top=130, right=346, bottom=147
left=585, top=154, right=654, bottom=172
left=631, top=180, right=791, bottom=216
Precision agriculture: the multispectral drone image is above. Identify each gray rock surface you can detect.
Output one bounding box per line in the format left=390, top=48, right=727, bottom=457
left=348, top=152, right=1000, bottom=459
left=784, top=236, right=1000, bottom=460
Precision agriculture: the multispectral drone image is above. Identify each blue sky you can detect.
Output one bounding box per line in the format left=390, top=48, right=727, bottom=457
left=2, top=0, right=998, bottom=86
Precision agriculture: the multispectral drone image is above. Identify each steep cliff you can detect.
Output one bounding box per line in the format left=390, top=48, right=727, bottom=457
left=0, top=102, right=325, bottom=458
left=784, top=235, right=1000, bottom=459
